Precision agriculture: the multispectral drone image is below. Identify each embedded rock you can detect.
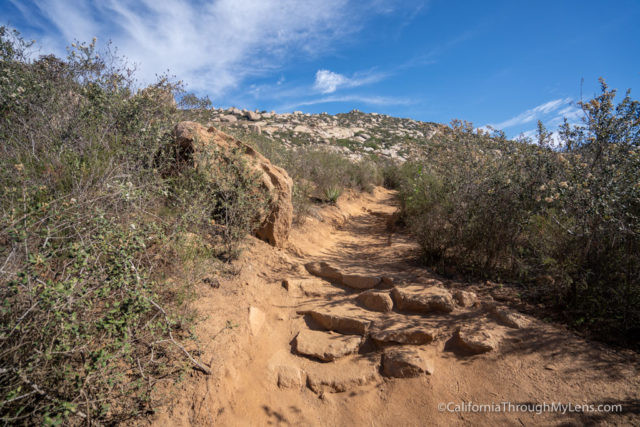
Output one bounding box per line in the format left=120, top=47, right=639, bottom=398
left=370, top=320, right=437, bottom=345
left=295, top=330, right=362, bottom=362
left=357, top=290, right=393, bottom=312
left=455, top=326, right=497, bottom=354
left=391, top=286, right=455, bottom=313
left=306, top=356, right=380, bottom=393
left=382, top=347, right=433, bottom=378
left=302, top=308, right=372, bottom=335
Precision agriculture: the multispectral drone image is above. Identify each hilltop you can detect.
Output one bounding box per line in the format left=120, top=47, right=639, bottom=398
left=183, top=107, right=449, bottom=162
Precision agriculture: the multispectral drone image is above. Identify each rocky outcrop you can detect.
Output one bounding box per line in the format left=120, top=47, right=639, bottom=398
left=173, top=121, right=293, bottom=247
left=453, top=290, right=477, bottom=307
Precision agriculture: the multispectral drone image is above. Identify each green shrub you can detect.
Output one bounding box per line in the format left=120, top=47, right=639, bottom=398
left=395, top=81, right=640, bottom=345
left=0, top=27, right=263, bottom=423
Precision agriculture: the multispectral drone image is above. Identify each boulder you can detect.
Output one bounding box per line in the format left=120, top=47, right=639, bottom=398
left=219, top=114, right=237, bottom=123
left=357, top=290, right=393, bottom=312
left=382, top=347, right=433, bottom=378
left=295, top=330, right=362, bottom=362
left=244, top=110, right=262, bottom=121
left=173, top=121, right=293, bottom=247
left=391, top=286, right=455, bottom=314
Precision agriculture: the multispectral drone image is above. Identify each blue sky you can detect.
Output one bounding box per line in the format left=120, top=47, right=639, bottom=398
left=2, top=0, right=639, bottom=138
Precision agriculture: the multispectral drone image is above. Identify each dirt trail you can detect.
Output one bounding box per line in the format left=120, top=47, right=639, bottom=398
left=149, top=187, right=640, bottom=427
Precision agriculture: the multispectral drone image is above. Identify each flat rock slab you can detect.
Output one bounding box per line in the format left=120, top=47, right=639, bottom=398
left=342, top=274, right=381, bottom=290
left=283, top=278, right=341, bottom=297
left=304, top=261, right=381, bottom=290
left=370, top=320, right=437, bottom=345
left=357, top=290, right=393, bottom=312
left=382, top=347, right=434, bottom=378
left=301, top=307, right=374, bottom=335
left=392, top=286, right=455, bottom=314
left=305, top=261, right=343, bottom=282
left=295, top=329, right=362, bottom=362
left=306, top=355, right=381, bottom=393
left=455, top=326, right=498, bottom=354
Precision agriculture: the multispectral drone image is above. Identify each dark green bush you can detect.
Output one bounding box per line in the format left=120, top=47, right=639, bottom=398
left=395, top=81, right=640, bottom=344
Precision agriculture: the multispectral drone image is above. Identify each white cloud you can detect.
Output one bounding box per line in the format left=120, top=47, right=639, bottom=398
left=314, top=70, right=349, bottom=93
left=313, top=69, right=387, bottom=93
left=277, top=94, right=412, bottom=111
left=15, top=0, right=398, bottom=96
left=490, top=98, right=572, bottom=129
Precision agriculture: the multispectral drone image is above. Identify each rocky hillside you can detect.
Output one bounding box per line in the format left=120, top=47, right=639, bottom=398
left=185, top=107, right=449, bottom=162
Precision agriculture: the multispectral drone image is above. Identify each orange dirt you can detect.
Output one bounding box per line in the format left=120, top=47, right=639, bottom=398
left=144, top=187, right=640, bottom=426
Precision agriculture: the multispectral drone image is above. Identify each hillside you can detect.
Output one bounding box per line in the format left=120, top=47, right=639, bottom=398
left=183, top=107, right=449, bottom=162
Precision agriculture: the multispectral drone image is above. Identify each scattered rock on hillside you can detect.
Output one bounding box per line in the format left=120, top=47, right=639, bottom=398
left=173, top=121, right=293, bottom=247
left=295, top=330, right=362, bottom=362
left=382, top=347, right=433, bottom=378
left=357, top=290, right=393, bottom=312
left=391, top=286, right=455, bottom=313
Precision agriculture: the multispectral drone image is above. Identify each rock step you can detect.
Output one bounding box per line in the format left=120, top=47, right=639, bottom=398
left=305, top=261, right=381, bottom=290
left=298, top=307, right=374, bottom=335
left=391, top=285, right=455, bottom=314
left=370, top=319, right=437, bottom=346
left=294, top=329, right=362, bottom=362
left=305, top=355, right=381, bottom=394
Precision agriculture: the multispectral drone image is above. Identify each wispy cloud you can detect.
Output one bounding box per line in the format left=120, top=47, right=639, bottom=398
left=490, top=98, right=572, bottom=129
left=11, top=0, right=401, bottom=96
left=313, top=69, right=387, bottom=94
left=276, top=94, right=412, bottom=111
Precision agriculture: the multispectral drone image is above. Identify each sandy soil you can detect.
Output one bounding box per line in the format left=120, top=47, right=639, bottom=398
left=144, top=187, right=640, bottom=426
